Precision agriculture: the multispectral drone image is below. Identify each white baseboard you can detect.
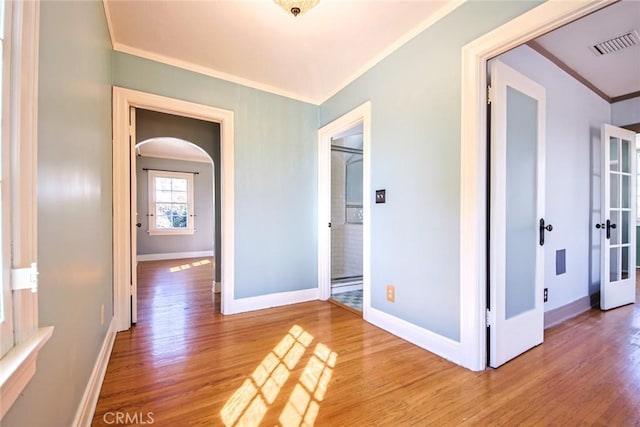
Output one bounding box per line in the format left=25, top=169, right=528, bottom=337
left=72, top=318, right=116, bottom=427
left=226, top=287, right=319, bottom=315
left=544, top=296, right=592, bottom=329
left=137, top=250, right=214, bottom=262
left=365, top=306, right=461, bottom=366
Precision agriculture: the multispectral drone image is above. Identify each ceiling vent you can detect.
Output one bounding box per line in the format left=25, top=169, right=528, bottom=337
left=590, top=30, right=640, bottom=56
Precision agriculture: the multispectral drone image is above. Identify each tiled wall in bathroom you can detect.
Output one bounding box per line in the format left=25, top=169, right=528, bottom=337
left=331, top=151, right=363, bottom=279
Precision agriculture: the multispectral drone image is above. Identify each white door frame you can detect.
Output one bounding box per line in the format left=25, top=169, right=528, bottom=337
left=459, top=0, right=615, bottom=371
left=113, top=87, right=235, bottom=332
left=317, top=101, right=371, bottom=316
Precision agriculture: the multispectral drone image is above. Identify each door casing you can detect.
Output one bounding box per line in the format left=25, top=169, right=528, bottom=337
left=459, top=0, right=616, bottom=370
left=112, top=87, right=235, bottom=332
left=317, top=102, right=371, bottom=317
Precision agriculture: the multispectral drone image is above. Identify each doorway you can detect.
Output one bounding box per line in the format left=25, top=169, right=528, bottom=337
left=483, top=0, right=639, bottom=367
left=132, top=108, right=221, bottom=325
left=134, top=130, right=218, bottom=325
left=330, top=127, right=364, bottom=312
left=112, top=87, right=235, bottom=332
left=458, top=1, right=616, bottom=371
left=317, top=101, right=371, bottom=317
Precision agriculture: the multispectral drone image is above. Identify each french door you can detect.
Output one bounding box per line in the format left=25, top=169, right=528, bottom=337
left=489, top=60, right=546, bottom=368
left=599, top=124, right=636, bottom=310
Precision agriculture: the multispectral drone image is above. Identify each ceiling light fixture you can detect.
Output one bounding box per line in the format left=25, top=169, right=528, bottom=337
left=274, top=0, right=319, bottom=17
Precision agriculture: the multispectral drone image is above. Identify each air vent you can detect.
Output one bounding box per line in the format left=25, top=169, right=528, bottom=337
left=590, top=30, right=639, bottom=56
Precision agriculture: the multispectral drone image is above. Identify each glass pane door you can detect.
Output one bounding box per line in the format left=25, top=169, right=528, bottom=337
left=600, top=124, right=636, bottom=311
left=505, top=86, right=538, bottom=319
left=608, top=136, right=633, bottom=283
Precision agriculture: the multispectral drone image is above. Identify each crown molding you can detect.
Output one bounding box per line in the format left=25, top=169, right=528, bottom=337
left=112, top=43, right=319, bottom=105
left=105, top=0, right=465, bottom=106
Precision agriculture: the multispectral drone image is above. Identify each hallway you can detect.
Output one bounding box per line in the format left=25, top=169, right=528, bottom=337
left=93, top=261, right=640, bottom=425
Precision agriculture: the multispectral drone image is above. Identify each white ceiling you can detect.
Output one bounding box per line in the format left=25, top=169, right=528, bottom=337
left=137, top=137, right=212, bottom=163
left=104, top=0, right=459, bottom=104
left=534, top=0, right=640, bottom=100
left=105, top=0, right=640, bottom=108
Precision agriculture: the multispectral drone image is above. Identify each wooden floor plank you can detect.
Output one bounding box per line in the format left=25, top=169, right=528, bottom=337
left=92, top=258, right=640, bottom=426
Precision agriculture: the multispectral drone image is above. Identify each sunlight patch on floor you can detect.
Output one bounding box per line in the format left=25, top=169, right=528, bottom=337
left=279, top=343, right=337, bottom=426
left=221, top=325, right=336, bottom=427
left=169, top=258, right=211, bottom=273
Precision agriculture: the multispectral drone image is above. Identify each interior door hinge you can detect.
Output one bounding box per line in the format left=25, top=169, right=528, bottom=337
left=486, top=308, right=491, bottom=327
left=11, top=262, right=39, bottom=293
left=487, top=85, right=492, bottom=105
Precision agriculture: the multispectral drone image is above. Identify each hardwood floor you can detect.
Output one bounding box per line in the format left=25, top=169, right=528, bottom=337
left=93, top=259, right=640, bottom=426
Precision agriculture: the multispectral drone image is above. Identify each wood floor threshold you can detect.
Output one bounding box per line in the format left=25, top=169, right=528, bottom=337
left=327, top=297, right=362, bottom=316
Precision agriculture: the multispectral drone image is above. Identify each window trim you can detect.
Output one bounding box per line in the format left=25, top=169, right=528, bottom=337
left=0, top=0, right=52, bottom=420
left=0, top=0, right=14, bottom=357
left=147, top=169, right=195, bottom=235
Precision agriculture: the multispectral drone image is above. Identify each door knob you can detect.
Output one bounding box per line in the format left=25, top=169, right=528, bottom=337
left=136, top=222, right=142, bottom=228
left=605, top=219, right=616, bottom=239
left=539, top=218, right=553, bottom=246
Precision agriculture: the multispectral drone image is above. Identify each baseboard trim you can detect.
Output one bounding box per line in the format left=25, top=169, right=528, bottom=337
left=71, top=318, right=116, bottom=427
left=226, top=287, right=319, bottom=315
left=365, top=306, right=461, bottom=365
left=544, top=296, right=593, bottom=329
left=137, top=250, right=214, bottom=262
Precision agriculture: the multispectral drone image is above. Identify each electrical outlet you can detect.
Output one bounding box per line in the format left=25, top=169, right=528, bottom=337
left=386, top=285, right=395, bottom=303
left=543, top=288, right=548, bottom=303
left=100, top=304, right=105, bottom=326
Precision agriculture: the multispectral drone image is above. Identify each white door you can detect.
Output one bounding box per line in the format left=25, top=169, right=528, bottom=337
left=599, top=124, right=636, bottom=310
left=489, top=60, right=546, bottom=368
left=130, top=107, right=138, bottom=324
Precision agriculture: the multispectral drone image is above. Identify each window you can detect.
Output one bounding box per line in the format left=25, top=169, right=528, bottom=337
left=0, top=0, right=10, bottom=357
left=1, top=0, right=52, bottom=419
left=148, top=170, right=195, bottom=235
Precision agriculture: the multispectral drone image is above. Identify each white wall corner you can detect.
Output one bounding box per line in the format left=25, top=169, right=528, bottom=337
left=226, top=287, right=319, bottom=315
left=71, top=318, right=116, bottom=427
left=365, top=307, right=462, bottom=366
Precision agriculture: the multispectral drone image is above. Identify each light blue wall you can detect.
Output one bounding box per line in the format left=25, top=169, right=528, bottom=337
left=113, top=53, right=319, bottom=299
left=611, top=97, right=640, bottom=127
left=136, top=157, right=214, bottom=256
left=3, top=1, right=113, bottom=426
left=320, top=1, right=541, bottom=341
